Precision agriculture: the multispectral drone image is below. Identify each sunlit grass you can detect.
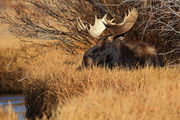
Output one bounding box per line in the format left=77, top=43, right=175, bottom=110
left=0, top=105, right=18, bottom=120
left=23, top=49, right=179, bottom=119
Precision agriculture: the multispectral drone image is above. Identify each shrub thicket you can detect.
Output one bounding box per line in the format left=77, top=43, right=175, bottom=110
left=0, top=0, right=179, bottom=64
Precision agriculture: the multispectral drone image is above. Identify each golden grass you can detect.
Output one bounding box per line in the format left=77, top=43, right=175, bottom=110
left=0, top=24, right=23, bottom=93
left=60, top=80, right=180, bottom=120
left=0, top=25, right=179, bottom=119
left=0, top=2, right=179, bottom=119
left=23, top=49, right=179, bottom=119
left=0, top=33, right=179, bottom=119
left=0, top=42, right=179, bottom=119
left=0, top=24, right=20, bottom=49
left=0, top=47, right=24, bottom=93
left=0, top=26, right=60, bottom=93
left=0, top=105, right=18, bottom=120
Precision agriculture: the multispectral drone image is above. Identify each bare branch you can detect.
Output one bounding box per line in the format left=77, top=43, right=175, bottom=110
left=0, top=0, right=179, bottom=64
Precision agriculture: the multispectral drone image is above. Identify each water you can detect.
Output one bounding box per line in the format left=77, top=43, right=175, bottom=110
left=0, top=94, right=26, bottom=120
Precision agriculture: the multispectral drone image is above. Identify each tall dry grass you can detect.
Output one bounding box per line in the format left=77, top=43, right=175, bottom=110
left=0, top=48, right=24, bottom=93
left=0, top=37, right=60, bottom=93
left=23, top=49, right=179, bottom=119
left=0, top=106, right=18, bottom=120
left=0, top=39, right=178, bottom=119
left=0, top=1, right=179, bottom=119
left=0, top=41, right=179, bottom=119
left=0, top=16, right=67, bottom=93
left=60, top=85, right=180, bottom=120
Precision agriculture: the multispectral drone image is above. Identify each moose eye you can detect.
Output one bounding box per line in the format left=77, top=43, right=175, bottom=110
left=88, top=54, right=93, bottom=57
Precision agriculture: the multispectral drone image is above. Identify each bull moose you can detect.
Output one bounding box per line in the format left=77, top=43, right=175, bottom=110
left=77, top=8, right=164, bottom=68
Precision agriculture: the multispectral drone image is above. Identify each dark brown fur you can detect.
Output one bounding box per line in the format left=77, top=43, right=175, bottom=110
left=82, top=35, right=164, bottom=68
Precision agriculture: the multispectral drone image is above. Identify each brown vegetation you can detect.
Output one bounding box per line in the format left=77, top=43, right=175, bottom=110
left=0, top=48, right=23, bottom=93
left=0, top=0, right=179, bottom=120
left=0, top=38, right=60, bottom=93
left=0, top=106, right=18, bottom=120
left=23, top=49, right=179, bottom=119
left=0, top=36, right=179, bottom=119
left=60, top=85, right=180, bottom=120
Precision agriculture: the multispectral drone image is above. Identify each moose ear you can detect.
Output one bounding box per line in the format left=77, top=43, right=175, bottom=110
left=106, top=35, right=114, bottom=43
left=97, top=39, right=105, bottom=47
left=96, top=35, right=114, bottom=47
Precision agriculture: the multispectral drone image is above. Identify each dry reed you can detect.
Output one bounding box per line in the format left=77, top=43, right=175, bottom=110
left=0, top=39, right=59, bottom=93
left=0, top=1, right=179, bottom=119
left=0, top=105, right=18, bottom=120
left=59, top=83, right=180, bottom=120
left=23, top=49, right=179, bottom=119
left=0, top=48, right=23, bottom=93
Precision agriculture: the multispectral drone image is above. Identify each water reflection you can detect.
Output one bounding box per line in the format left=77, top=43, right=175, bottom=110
left=0, top=94, right=26, bottom=120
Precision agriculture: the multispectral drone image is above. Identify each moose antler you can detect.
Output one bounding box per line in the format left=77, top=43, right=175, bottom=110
left=77, top=15, right=108, bottom=38
left=77, top=9, right=138, bottom=38
left=105, top=8, right=138, bottom=37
